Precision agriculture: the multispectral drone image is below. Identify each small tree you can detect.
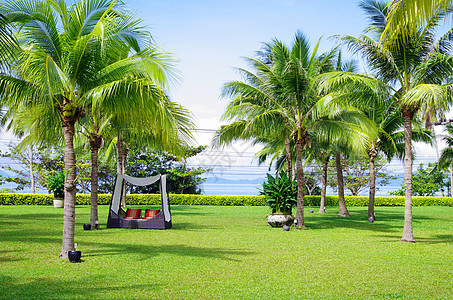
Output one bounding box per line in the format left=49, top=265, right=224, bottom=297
left=327, top=154, right=396, bottom=196
left=124, top=146, right=210, bottom=194
left=391, top=163, right=449, bottom=196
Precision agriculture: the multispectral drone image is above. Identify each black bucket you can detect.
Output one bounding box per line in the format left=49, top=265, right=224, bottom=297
left=68, top=251, right=81, bottom=263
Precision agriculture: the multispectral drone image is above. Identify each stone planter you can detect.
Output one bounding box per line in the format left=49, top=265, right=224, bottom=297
left=53, top=197, right=64, bottom=208
left=267, top=213, right=294, bottom=227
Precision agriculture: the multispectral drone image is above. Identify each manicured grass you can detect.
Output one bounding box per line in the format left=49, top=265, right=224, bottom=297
left=1, top=205, right=452, bottom=299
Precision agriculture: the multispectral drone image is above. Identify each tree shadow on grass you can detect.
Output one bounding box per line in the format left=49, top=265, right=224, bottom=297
left=305, top=209, right=431, bottom=233
left=0, top=274, right=163, bottom=300
left=0, top=226, right=61, bottom=245
left=373, top=233, right=453, bottom=244
left=86, top=221, right=218, bottom=232
left=0, top=250, right=24, bottom=262
left=85, top=242, right=254, bottom=262
left=171, top=222, right=219, bottom=231
left=0, top=212, right=62, bottom=221
left=168, top=205, right=214, bottom=216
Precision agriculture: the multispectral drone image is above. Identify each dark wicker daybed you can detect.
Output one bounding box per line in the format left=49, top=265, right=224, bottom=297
left=106, top=174, right=172, bottom=229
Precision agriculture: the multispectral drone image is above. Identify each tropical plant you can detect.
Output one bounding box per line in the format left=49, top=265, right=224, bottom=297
left=437, top=123, right=453, bottom=195
left=0, top=12, right=16, bottom=64
left=0, top=0, right=183, bottom=258
left=316, top=0, right=453, bottom=241
left=382, top=0, right=453, bottom=45
left=319, top=51, right=361, bottom=218
left=215, top=31, right=376, bottom=228
left=48, top=171, right=65, bottom=198
left=260, top=171, right=297, bottom=214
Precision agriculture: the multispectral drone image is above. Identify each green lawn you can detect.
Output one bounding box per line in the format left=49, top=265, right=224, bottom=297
left=0, top=205, right=452, bottom=299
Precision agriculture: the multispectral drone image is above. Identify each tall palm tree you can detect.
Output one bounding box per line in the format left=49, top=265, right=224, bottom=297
left=216, top=31, right=376, bottom=228
left=437, top=123, right=453, bottom=195
left=317, top=0, right=453, bottom=241
left=0, top=0, right=180, bottom=258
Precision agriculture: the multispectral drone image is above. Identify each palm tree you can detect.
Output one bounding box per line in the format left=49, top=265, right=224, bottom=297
left=80, top=86, right=193, bottom=228
left=300, top=140, right=333, bottom=213
left=317, top=0, right=453, bottom=241
left=0, top=12, right=17, bottom=64
left=0, top=0, right=180, bottom=258
left=382, top=0, right=452, bottom=45
left=437, top=123, right=453, bottom=195
left=216, top=31, right=376, bottom=228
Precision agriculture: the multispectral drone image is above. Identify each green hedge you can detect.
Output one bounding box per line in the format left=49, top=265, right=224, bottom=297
left=1, top=193, right=453, bottom=206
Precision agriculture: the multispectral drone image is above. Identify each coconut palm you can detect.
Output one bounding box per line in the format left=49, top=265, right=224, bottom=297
left=80, top=88, right=193, bottom=228
left=437, top=123, right=453, bottom=195
left=298, top=139, right=333, bottom=213
left=0, top=12, right=17, bottom=64
left=382, top=0, right=453, bottom=45
left=0, top=0, right=181, bottom=258
left=317, top=0, right=453, bottom=241
left=216, top=31, right=376, bottom=228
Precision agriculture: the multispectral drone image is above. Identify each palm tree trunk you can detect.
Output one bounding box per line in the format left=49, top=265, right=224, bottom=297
left=450, top=166, right=453, bottom=197
left=29, top=146, right=35, bottom=194
left=117, top=135, right=126, bottom=208
left=401, top=110, right=415, bottom=242
left=60, top=122, right=77, bottom=258
left=319, top=156, right=328, bottom=213
left=117, top=135, right=123, bottom=175
left=89, top=131, right=101, bottom=230
left=122, top=145, right=128, bottom=174
left=121, top=145, right=128, bottom=203
left=336, top=152, right=350, bottom=217
left=295, top=141, right=305, bottom=228
left=368, top=150, right=377, bottom=220
left=284, top=134, right=293, bottom=179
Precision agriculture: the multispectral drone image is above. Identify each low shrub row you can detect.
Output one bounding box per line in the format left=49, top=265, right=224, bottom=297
left=1, top=193, right=453, bottom=206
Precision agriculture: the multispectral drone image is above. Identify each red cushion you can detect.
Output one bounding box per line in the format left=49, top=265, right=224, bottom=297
left=125, top=208, right=141, bottom=219
left=144, top=209, right=160, bottom=219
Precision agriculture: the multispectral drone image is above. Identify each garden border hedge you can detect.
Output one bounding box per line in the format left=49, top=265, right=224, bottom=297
left=1, top=193, right=453, bottom=206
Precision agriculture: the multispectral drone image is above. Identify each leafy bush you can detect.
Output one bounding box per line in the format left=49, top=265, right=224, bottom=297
left=260, top=171, right=297, bottom=213
left=48, top=171, right=65, bottom=198
left=1, top=193, right=453, bottom=206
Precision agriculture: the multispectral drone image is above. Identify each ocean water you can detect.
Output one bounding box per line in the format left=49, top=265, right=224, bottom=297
left=201, top=183, right=262, bottom=195
left=200, top=183, right=404, bottom=196
left=200, top=174, right=436, bottom=196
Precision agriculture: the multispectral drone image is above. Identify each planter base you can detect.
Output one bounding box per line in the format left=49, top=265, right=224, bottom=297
left=267, top=213, right=294, bottom=227
left=53, top=198, right=64, bottom=208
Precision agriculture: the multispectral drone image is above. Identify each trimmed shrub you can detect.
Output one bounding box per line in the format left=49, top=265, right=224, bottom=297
left=1, top=193, right=453, bottom=206
left=0, top=193, right=53, bottom=205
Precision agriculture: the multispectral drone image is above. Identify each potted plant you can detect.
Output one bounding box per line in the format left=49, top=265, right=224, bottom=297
left=260, top=171, right=297, bottom=227
left=49, top=171, right=65, bottom=208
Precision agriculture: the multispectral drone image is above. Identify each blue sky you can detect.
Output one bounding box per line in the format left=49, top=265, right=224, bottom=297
left=127, top=0, right=367, bottom=135
left=123, top=1, right=378, bottom=181
left=0, top=1, right=442, bottom=194
left=120, top=1, right=443, bottom=187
